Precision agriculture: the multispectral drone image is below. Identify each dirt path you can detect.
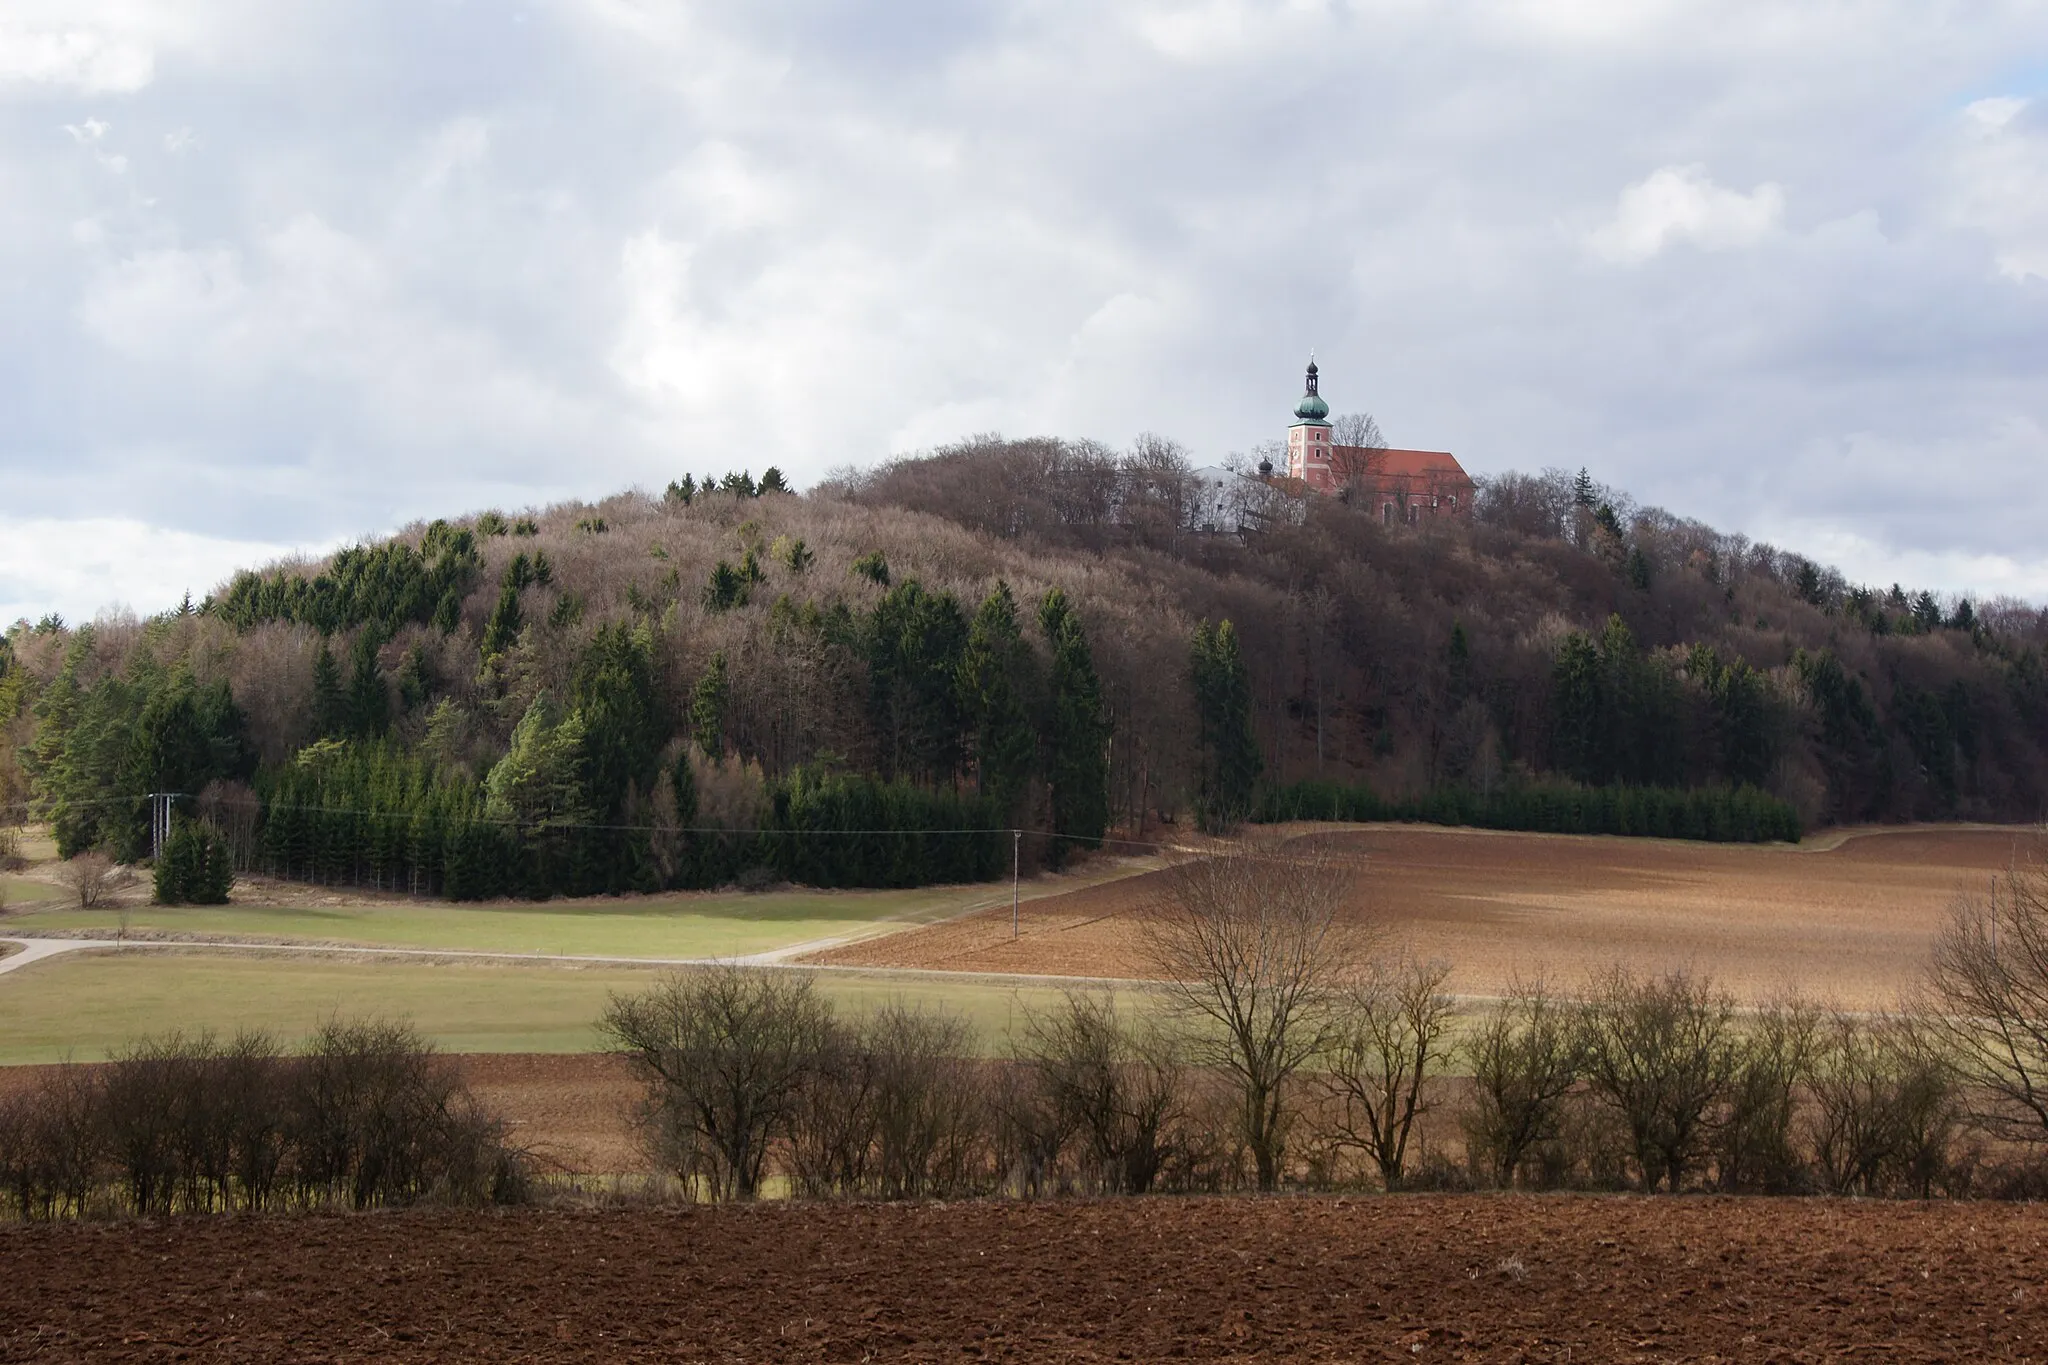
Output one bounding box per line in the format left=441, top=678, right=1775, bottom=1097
left=3, top=1195, right=2044, bottom=1361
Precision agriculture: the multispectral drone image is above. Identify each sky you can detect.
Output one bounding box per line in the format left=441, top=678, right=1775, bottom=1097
left=3, top=0, right=2047, bottom=625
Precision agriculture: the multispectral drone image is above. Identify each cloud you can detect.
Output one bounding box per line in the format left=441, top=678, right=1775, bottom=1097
left=1949, top=96, right=2048, bottom=281
left=3, top=0, right=2048, bottom=615
left=1587, top=164, right=1786, bottom=263
left=0, top=515, right=299, bottom=626
left=0, top=24, right=153, bottom=94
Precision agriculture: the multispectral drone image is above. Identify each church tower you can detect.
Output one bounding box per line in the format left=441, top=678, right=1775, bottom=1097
left=1286, top=357, right=1333, bottom=490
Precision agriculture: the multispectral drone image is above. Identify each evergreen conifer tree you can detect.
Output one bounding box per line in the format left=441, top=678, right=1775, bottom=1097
left=311, top=643, right=346, bottom=740
left=691, top=652, right=730, bottom=757
left=481, top=576, right=524, bottom=658
left=958, top=582, right=1038, bottom=816
left=1038, top=588, right=1110, bottom=851
left=1190, top=619, right=1263, bottom=831
left=345, top=632, right=389, bottom=738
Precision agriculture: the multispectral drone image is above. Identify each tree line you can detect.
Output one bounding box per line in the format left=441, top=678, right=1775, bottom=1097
left=0, top=1020, right=528, bottom=1220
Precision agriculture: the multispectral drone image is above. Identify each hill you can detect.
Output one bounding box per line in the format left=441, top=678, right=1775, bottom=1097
left=2, top=439, right=2042, bottom=898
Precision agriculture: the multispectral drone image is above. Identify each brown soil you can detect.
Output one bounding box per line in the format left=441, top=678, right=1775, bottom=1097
left=815, top=824, right=2035, bottom=1006
left=4, top=1195, right=2045, bottom=1361
left=459, top=1052, right=642, bottom=1174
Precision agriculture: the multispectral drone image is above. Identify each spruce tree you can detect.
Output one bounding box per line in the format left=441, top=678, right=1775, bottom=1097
left=1446, top=622, right=1472, bottom=706
left=691, top=652, right=730, bottom=758
left=345, top=631, right=389, bottom=738
left=311, top=642, right=346, bottom=741
left=1190, top=619, right=1262, bottom=831
left=481, top=577, right=523, bottom=657
left=1038, top=588, right=1110, bottom=851
left=958, top=582, right=1038, bottom=816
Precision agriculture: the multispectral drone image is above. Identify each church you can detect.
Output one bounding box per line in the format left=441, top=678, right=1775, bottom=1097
left=1281, top=359, right=1474, bottom=524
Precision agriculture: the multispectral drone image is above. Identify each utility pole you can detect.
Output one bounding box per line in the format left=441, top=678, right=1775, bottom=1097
left=148, top=792, right=182, bottom=861
left=1012, top=829, right=1022, bottom=940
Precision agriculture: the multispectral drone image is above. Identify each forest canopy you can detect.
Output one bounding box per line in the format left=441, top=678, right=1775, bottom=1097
left=5, top=440, right=2042, bottom=899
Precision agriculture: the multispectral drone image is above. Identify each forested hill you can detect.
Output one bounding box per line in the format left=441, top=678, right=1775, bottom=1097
left=2, top=440, right=2042, bottom=898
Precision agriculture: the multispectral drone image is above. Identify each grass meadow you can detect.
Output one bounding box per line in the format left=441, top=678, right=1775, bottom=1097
left=0, top=950, right=1094, bottom=1065
left=1, top=883, right=998, bottom=959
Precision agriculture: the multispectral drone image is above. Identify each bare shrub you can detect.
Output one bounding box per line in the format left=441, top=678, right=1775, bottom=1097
left=1808, top=1012, right=1960, bottom=1198
left=1925, top=854, right=2048, bottom=1145
left=60, top=850, right=125, bottom=909
left=602, top=967, right=833, bottom=1201
left=1142, top=842, right=1368, bottom=1190
left=286, top=1018, right=527, bottom=1209
left=1578, top=967, right=1739, bottom=1192
left=1019, top=990, right=1185, bottom=1195
left=0, top=1024, right=524, bottom=1221
left=1461, top=978, right=1584, bottom=1188
left=1717, top=996, right=1822, bottom=1193
left=0, top=824, right=24, bottom=873
left=787, top=1018, right=882, bottom=1198
left=1316, top=955, right=1456, bottom=1190
left=0, top=1065, right=105, bottom=1219
left=866, top=1003, right=990, bottom=1198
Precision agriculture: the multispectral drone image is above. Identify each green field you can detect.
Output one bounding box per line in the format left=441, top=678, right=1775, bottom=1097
left=0, top=951, right=1103, bottom=1064
left=0, top=876, right=65, bottom=906
left=1, top=884, right=1003, bottom=960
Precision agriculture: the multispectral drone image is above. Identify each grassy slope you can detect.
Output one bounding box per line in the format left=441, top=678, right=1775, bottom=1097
left=0, top=952, right=1089, bottom=1064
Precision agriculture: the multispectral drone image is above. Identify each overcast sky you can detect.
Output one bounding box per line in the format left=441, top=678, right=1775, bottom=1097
left=3, top=0, right=2047, bottom=624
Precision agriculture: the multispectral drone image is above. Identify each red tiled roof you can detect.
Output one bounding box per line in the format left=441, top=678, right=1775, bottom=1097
left=1331, top=447, right=1473, bottom=483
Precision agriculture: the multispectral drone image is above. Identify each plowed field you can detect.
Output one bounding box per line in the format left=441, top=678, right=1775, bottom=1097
left=5, top=1196, right=2046, bottom=1361
left=815, top=825, right=2033, bottom=1005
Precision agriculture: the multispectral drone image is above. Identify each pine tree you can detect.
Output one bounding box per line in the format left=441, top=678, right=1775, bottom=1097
left=868, top=581, right=970, bottom=783
left=574, top=622, right=660, bottom=818
left=481, top=577, right=523, bottom=658
left=1627, top=546, right=1653, bottom=592
left=1038, top=588, right=1110, bottom=851
left=702, top=561, right=749, bottom=612
left=1572, top=467, right=1597, bottom=508
left=345, top=631, right=389, bottom=739
left=691, top=652, right=730, bottom=757
left=958, top=582, right=1038, bottom=816
left=1446, top=622, right=1472, bottom=706
left=1190, top=619, right=1262, bottom=831
left=311, top=643, right=346, bottom=741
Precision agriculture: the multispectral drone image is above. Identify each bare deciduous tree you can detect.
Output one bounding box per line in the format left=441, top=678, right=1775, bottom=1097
left=1925, top=855, right=2048, bottom=1145
left=1579, top=966, right=1738, bottom=1192
left=601, top=967, right=833, bottom=1202
left=1318, top=954, right=1456, bottom=1189
left=60, top=851, right=124, bottom=909
left=1461, top=977, right=1584, bottom=1187
left=1142, top=841, right=1368, bottom=1190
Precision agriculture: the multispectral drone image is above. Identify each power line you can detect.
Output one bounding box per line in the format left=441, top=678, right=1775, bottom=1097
left=1, top=791, right=1176, bottom=851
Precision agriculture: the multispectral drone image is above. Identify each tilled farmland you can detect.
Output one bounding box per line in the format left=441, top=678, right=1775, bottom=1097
left=813, top=825, right=2028, bottom=1007
left=4, top=1195, right=2045, bottom=1362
